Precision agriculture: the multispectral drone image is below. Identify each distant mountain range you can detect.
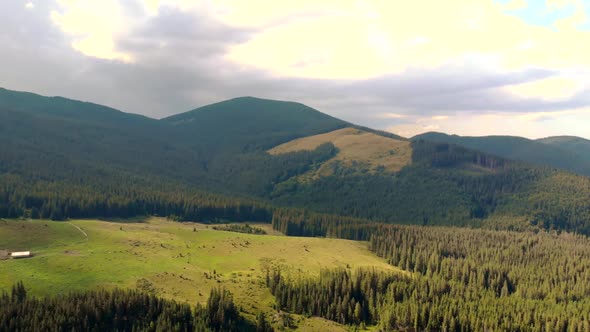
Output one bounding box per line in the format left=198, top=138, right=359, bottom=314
left=413, top=132, right=590, bottom=176
left=1, top=87, right=589, bottom=234
left=538, top=136, right=590, bottom=161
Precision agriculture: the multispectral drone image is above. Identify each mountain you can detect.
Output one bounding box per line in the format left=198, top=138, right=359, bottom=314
left=162, top=96, right=348, bottom=153
left=1, top=87, right=590, bottom=234
left=538, top=136, right=590, bottom=162
left=0, top=88, right=203, bottom=183
left=0, top=87, right=158, bottom=129
left=413, top=132, right=590, bottom=177
left=0, top=88, right=347, bottom=220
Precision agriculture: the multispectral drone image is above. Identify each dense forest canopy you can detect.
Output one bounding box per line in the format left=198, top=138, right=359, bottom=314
left=0, top=283, right=264, bottom=331
left=267, top=224, right=590, bottom=331
left=414, top=131, right=590, bottom=176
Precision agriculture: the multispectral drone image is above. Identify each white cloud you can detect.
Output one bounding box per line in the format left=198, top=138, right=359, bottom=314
left=50, top=0, right=134, bottom=62
left=386, top=123, right=441, bottom=138
left=517, top=107, right=590, bottom=121
left=143, top=0, right=160, bottom=15
left=3, top=0, right=590, bottom=140
left=504, top=76, right=584, bottom=100
left=551, top=0, right=588, bottom=31
left=388, top=108, right=590, bottom=139
left=222, top=0, right=590, bottom=79
left=501, top=0, right=528, bottom=11
left=378, top=112, right=407, bottom=119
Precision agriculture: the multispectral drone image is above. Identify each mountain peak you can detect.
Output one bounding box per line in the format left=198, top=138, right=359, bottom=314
left=161, top=96, right=348, bottom=151
left=163, top=96, right=316, bottom=122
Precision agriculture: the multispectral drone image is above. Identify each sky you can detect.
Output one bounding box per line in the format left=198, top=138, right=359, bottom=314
left=1, top=0, right=590, bottom=139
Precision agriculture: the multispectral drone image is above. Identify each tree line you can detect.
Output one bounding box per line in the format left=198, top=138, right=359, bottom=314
left=0, top=282, right=274, bottom=332
left=265, top=224, right=590, bottom=330
left=0, top=173, right=272, bottom=223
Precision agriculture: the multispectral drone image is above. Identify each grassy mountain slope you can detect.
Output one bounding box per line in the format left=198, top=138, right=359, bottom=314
left=268, top=127, right=412, bottom=175
left=413, top=132, right=590, bottom=176
left=0, top=217, right=395, bottom=331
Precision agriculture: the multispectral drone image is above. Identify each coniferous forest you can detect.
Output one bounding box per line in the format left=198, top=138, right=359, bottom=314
left=267, top=225, right=590, bottom=331
left=0, top=283, right=267, bottom=332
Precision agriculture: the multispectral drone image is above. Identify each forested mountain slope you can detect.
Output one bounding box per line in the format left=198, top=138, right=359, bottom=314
left=413, top=132, right=590, bottom=176
left=0, top=89, right=339, bottom=221
left=1, top=88, right=590, bottom=234
left=271, top=139, right=590, bottom=233
left=538, top=136, right=590, bottom=162
left=162, top=96, right=348, bottom=154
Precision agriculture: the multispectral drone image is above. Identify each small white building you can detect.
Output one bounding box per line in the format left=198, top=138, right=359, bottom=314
left=10, top=251, right=31, bottom=259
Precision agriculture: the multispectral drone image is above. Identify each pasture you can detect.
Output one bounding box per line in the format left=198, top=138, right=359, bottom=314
left=268, top=127, right=412, bottom=176
left=0, top=218, right=397, bottom=330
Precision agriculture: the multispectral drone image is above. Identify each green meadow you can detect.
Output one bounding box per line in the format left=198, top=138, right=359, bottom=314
left=0, top=218, right=397, bottom=331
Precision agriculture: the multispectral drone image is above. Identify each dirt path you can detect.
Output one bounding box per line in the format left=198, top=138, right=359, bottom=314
left=67, top=222, right=88, bottom=241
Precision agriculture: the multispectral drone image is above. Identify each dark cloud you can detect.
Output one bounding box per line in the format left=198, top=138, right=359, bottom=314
left=117, top=6, right=255, bottom=63
left=1, top=1, right=589, bottom=136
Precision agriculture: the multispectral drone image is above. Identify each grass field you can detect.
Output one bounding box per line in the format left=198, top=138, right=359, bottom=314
left=268, top=127, right=412, bottom=176
left=0, top=218, right=398, bottom=331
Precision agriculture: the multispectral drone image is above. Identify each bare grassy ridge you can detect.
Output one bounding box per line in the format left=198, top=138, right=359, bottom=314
left=268, top=127, right=412, bottom=176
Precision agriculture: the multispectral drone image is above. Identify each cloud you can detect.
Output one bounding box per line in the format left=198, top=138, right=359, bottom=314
left=505, top=76, right=585, bottom=100
left=224, top=0, right=590, bottom=79
left=386, top=123, right=441, bottom=138
left=552, top=0, right=588, bottom=31
left=0, top=0, right=589, bottom=140
left=388, top=108, right=590, bottom=138
left=500, top=0, right=528, bottom=11
left=116, top=6, right=254, bottom=65
left=517, top=107, right=590, bottom=122
left=378, top=113, right=408, bottom=119
left=50, top=0, right=132, bottom=61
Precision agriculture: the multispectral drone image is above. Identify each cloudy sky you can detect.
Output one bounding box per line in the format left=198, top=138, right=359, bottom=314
left=2, top=0, right=590, bottom=139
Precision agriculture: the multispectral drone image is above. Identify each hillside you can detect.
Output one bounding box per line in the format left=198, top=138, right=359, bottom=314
left=162, top=96, right=348, bottom=153
left=0, top=217, right=395, bottom=331
left=0, top=87, right=158, bottom=129
left=4, top=218, right=590, bottom=330
left=538, top=136, right=590, bottom=162
left=413, top=132, right=590, bottom=176
left=1, top=87, right=590, bottom=235
left=0, top=88, right=344, bottom=217
left=270, top=140, right=590, bottom=233
left=268, top=127, right=412, bottom=175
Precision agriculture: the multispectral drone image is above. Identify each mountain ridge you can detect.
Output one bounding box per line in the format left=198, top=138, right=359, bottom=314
left=413, top=131, right=590, bottom=176
left=1, top=87, right=590, bottom=235
left=538, top=135, right=590, bottom=162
